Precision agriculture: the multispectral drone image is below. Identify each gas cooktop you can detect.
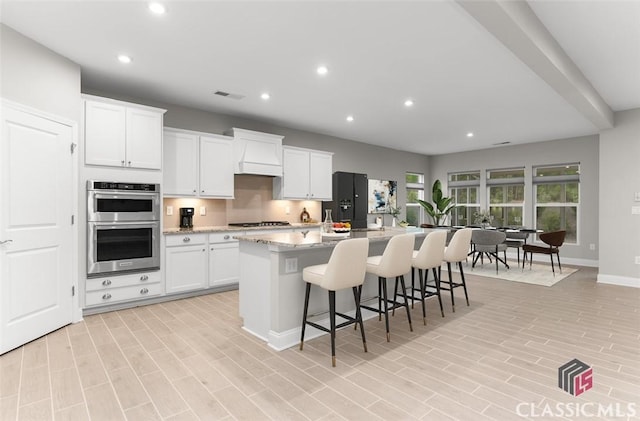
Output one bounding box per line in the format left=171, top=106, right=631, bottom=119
left=228, top=221, right=291, bottom=227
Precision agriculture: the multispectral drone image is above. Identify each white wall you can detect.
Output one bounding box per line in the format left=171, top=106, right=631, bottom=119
left=598, top=108, right=640, bottom=287
left=0, top=24, right=81, bottom=122
left=428, top=135, right=600, bottom=264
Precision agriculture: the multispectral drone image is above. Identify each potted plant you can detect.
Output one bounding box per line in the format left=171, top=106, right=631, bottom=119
left=474, top=209, right=494, bottom=228
left=418, top=179, right=459, bottom=226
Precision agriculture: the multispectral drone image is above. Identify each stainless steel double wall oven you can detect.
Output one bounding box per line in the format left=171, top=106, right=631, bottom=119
left=87, top=181, right=160, bottom=277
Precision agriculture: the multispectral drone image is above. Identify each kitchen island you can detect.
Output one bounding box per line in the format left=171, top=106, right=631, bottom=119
left=236, top=227, right=432, bottom=350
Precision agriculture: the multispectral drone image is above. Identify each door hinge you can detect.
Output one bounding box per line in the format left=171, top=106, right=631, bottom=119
left=72, top=286, right=75, bottom=296
left=70, top=142, right=77, bottom=154
left=71, top=215, right=75, bottom=225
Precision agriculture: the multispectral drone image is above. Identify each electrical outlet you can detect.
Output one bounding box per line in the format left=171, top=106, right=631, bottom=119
left=166, top=206, right=173, bottom=216
left=589, top=243, right=595, bottom=251
left=632, top=206, right=640, bottom=215
left=636, top=256, right=640, bottom=265
left=635, top=192, right=640, bottom=202
left=285, top=206, right=290, bottom=215
left=200, top=206, right=206, bottom=216
left=285, top=258, right=298, bottom=273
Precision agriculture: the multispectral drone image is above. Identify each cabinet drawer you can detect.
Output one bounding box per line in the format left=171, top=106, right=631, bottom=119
left=85, top=283, right=162, bottom=307
left=165, top=233, right=207, bottom=246
left=86, top=271, right=160, bottom=291
left=209, top=232, right=241, bottom=244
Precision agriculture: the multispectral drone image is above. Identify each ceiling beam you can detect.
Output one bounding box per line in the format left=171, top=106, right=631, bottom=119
left=457, top=0, right=614, bottom=129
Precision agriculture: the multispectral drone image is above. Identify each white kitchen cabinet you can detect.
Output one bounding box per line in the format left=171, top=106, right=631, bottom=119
left=208, top=232, right=240, bottom=288
left=84, top=95, right=165, bottom=170
left=163, top=130, right=198, bottom=196
left=200, top=135, right=234, bottom=198
left=165, top=234, right=208, bottom=294
left=163, top=128, right=234, bottom=198
left=273, top=146, right=333, bottom=200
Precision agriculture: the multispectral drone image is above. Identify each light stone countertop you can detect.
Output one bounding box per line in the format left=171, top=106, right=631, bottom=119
left=235, top=227, right=432, bottom=249
left=163, top=222, right=321, bottom=235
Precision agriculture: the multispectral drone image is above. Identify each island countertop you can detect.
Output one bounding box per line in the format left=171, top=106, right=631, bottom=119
left=235, top=227, right=433, bottom=249
left=163, top=222, right=321, bottom=235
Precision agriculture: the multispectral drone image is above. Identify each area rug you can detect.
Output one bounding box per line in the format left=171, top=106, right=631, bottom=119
left=451, top=261, right=578, bottom=287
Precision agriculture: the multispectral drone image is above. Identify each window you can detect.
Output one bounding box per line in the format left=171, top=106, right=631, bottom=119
left=487, top=168, right=525, bottom=227
left=448, top=171, right=480, bottom=226
left=405, top=172, right=424, bottom=226
left=534, top=164, right=579, bottom=243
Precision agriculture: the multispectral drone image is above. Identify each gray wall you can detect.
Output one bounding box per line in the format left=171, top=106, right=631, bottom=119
left=428, top=135, right=600, bottom=264
left=83, top=88, right=429, bottom=225
left=599, top=108, right=640, bottom=284
left=0, top=24, right=81, bottom=122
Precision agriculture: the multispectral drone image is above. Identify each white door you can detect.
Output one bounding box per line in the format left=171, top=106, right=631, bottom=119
left=200, top=135, right=234, bottom=198
left=1, top=103, right=74, bottom=354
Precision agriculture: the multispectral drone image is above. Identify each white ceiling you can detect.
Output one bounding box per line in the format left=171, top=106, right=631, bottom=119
left=1, top=1, right=639, bottom=155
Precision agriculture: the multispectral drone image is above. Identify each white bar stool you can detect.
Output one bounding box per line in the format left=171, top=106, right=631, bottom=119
left=360, top=233, right=415, bottom=342
left=441, top=228, right=473, bottom=312
left=300, top=238, right=369, bottom=367
left=407, top=230, right=447, bottom=324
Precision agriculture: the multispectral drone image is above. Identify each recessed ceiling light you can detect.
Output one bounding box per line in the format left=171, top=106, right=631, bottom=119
left=261, top=93, right=270, bottom=100
left=404, top=99, right=414, bottom=107
left=148, top=2, right=166, bottom=14
left=117, top=55, right=132, bottom=64
left=317, top=65, right=328, bottom=76
left=346, top=115, right=354, bottom=122
left=466, top=132, right=474, bottom=138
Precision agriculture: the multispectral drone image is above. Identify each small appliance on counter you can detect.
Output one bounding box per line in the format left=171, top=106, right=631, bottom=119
left=180, top=207, right=194, bottom=229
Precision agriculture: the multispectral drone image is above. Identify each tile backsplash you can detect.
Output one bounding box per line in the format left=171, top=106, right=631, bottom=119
left=162, top=175, right=322, bottom=229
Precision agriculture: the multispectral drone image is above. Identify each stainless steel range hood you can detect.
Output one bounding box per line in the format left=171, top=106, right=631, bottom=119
left=224, top=128, right=283, bottom=177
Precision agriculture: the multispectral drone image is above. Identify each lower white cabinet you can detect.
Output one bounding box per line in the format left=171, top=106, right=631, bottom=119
left=165, top=234, right=208, bottom=294
left=208, top=232, right=240, bottom=287
left=85, top=271, right=161, bottom=307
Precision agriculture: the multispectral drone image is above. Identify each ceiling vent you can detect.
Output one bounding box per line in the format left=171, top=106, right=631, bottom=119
left=492, top=141, right=511, bottom=146
left=213, top=90, right=245, bottom=100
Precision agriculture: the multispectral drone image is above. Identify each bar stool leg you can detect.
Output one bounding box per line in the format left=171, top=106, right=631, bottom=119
left=459, top=261, right=470, bottom=306
left=392, top=277, right=399, bottom=316
left=352, top=286, right=367, bottom=352
left=433, top=267, right=444, bottom=317
left=418, top=269, right=427, bottom=325
left=411, top=267, right=415, bottom=309
left=447, top=262, right=456, bottom=312
left=380, top=277, right=391, bottom=342
left=399, top=275, right=413, bottom=332
left=329, top=290, right=336, bottom=367
left=300, top=282, right=311, bottom=350
left=378, top=279, right=382, bottom=321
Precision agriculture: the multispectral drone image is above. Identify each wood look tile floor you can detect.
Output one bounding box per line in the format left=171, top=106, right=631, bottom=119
left=2, top=265, right=639, bottom=421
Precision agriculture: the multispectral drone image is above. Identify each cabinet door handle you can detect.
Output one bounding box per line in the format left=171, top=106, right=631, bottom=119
left=102, top=293, right=112, bottom=300
left=121, top=160, right=125, bottom=166
left=0, top=239, right=13, bottom=245
left=223, top=235, right=230, bottom=240
left=183, top=237, right=191, bottom=242
left=102, top=279, right=112, bottom=286
left=140, top=275, right=148, bottom=281
left=202, top=249, right=205, bottom=252
left=211, top=247, right=214, bottom=251
left=128, top=161, right=131, bottom=166
left=140, top=288, right=149, bottom=294
left=193, top=189, right=196, bottom=193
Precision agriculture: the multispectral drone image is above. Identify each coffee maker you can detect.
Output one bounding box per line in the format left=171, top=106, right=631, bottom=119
left=179, top=207, right=194, bottom=229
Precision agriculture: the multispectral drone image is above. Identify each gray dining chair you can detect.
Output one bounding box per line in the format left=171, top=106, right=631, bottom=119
left=505, top=231, right=530, bottom=265
left=471, top=230, right=509, bottom=274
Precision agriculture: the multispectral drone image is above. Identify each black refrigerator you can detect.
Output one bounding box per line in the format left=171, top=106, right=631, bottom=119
left=322, top=172, right=368, bottom=229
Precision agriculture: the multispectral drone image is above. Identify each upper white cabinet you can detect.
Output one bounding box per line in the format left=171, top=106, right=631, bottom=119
left=224, top=128, right=283, bottom=176
left=273, top=146, right=333, bottom=200
left=83, top=95, right=165, bottom=169
left=163, top=127, right=234, bottom=198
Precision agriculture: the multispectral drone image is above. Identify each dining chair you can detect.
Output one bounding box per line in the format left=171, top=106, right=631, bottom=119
left=504, top=231, right=529, bottom=265
left=522, top=230, right=566, bottom=275
left=471, top=229, right=509, bottom=274
left=300, top=238, right=369, bottom=367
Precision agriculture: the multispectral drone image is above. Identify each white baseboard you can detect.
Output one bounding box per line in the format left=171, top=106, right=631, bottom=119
left=597, top=274, right=640, bottom=288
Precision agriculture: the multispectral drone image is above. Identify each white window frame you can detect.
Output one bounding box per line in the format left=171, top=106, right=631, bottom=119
left=487, top=168, right=525, bottom=227
left=405, top=172, right=424, bottom=226
left=448, top=171, right=480, bottom=226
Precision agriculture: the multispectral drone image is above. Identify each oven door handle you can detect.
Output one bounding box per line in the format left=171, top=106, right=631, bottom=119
left=90, top=221, right=160, bottom=228
left=92, top=192, right=159, bottom=201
